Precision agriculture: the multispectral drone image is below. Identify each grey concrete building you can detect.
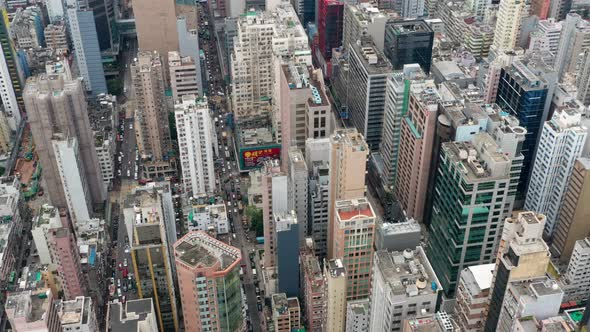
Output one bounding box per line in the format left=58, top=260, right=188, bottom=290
left=376, top=219, right=421, bottom=252
left=288, top=148, right=308, bottom=244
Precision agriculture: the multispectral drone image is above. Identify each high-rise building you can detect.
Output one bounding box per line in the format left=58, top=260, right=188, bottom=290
left=492, top=0, right=526, bottom=51
left=124, top=185, right=179, bottom=331
left=327, top=129, right=368, bottom=259
left=300, top=241, right=326, bottom=331
left=403, top=312, right=460, bottom=332
left=133, top=0, right=179, bottom=73
left=55, top=296, right=98, bottom=332
left=529, top=19, right=562, bottom=56
left=496, top=59, right=557, bottom=202
left=132, top=51, right=171, bottom=163
left=169, top=52, right=200, bottom=102
left=384, top=20, right=434, bottom=74
left=308, top=157, right=330, bottom=259
left=275, top=211, right=300, bottom=297
left=0, top=176, right=24, bottom=282
left=324, top=258, right=347, bottom=332
left=343, top=3, right=389, bottom=53
left=271, top=293, right=301, bottom=332
left=44, top=22, right=69, bottom=54
left=106, top=298, right=159, bottom=332
left=288, top=148, right=308, bottom=243
left=24, top=60, right=105, bottom=212
left=576, top=49, right=590, bottom=105
left=185, top=203, right=230, bottom=235
left=341, top=36, right=393, bottom=150
left=174, top=231, right=243, bottom=332
left=554, top=14, right=590, bottom=81
left=174, top=95, right=216, bottom=197
left=369, top=247, right=442, bottom=332
left=525, top=109, right=588, bottom=237
left=0, top=8, right=23, bottom=131
left=11, top=7, right=45, bottom=49
left=6, top=289, right=62, bottom=332
left=317, top=0, right=344, bottom=65
left=293, top=0, right=315, bottom=26
left=394, top=79, right=439, bottom=222
left=427, top=136, right=514, bottom=296
left=89, top=94, right=117, bottom=188
left=346, top=299, right=370, bottom=332
left=64, top=0, right=107, bottom=95
left=260, top=160, right=288, bottom=268
left=332, top=198, right=375, bottom=300
left=177, top=16, right=203, bottom=97
left=561, top=238, right=590, bottom=302
left=375, top=219, right=422, bottom=252
left=552, top=158, right=590, bottom=263
left=455, top=264, right=495, bottom=331
left=484, top=211, right=551, bottom=332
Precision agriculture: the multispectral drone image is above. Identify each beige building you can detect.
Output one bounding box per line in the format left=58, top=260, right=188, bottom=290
left=455, top=264, right=495, bottom=331
left=132, top=51, right=171, bottom=163
left=324, top=258, right=347, bottom=332
left=552, top=158, right=590, bottom=263
left=106, top=298, right=158, bottom=332
left=169, top=51, right=200, bottom=102
left=271, top=293, right=301, bottom=332
left=133, top=0, right=179, bottom=73
left=0, top=111, right=11, bottom=155
left=44, top=22, right=68, bottom=54
left=327, top=129, right=368, bottom=259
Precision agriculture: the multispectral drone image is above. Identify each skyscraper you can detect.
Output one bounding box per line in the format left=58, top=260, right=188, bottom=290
left=317, top=0, right=344, bottom=65
left=0, top=8, right=23, bottom=130
left=275, top=211, right=300, bottom=298
left=177, top=16, right=203, bottom=97
left=427, top=135, right=514, bottom=296
left=327, top=129, right=368, bottom=259
left=260, top=160, right=288, bottom=268
left=288, top=148, right=308, bottom=243
left=324, top=258, right=347, bottom=332
left=174, top=231, right=243, bottom=332
left=132, top=51, right=171, bottom=163
left=492, top=0, right=526, bottom=51
left=24, top=60, right=105, bottom=213
left=76, top=0, right=117, bottom=52
left=174, top=95, right=216, bottom=197
left=384, top=20, right=434, bottom=74
left=525, top=109, right=588, bottom=237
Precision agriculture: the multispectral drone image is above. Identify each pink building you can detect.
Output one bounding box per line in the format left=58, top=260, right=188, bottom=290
left=174, top=231, right=243, bottom=332
left=5, top=288, right=62, bottom=332
left=394, top=80, right=439, bottom=222
left=300, top=242, right=326, bottom=331
left=332, top=198, right=375, bottom=300
left=48, top=209, right=87, bottom=299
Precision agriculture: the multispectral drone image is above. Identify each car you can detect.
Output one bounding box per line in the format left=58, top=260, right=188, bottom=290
left=121, top=295, right=126, bottom=304
left=117, top=288, right=122, bottom=297
left=110, top=277, right=115, bottom=284
left=118, top=263, right=122, bottom=270
left=127, top=170, right=131, bottom=177
left=117, top=279, right=121, bottom=287
left=234, top=209, right=237, bottom=214
left=122, top=284, right=127, bottom=292
left=124, top=258, right=128, bottom=267
left=129, top=124, right=133, bottom=129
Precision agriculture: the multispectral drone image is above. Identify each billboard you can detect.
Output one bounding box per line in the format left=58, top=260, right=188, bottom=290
left=239, top=145, right=281, bottom=170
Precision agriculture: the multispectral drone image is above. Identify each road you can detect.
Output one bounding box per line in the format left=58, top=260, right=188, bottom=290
left=119, top=117, right=138, bottom=180
left=198, top=3, right=263, bottom=331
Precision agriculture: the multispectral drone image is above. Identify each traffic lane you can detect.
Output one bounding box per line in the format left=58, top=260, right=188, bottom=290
left=121, top=119, right=137, bottom=179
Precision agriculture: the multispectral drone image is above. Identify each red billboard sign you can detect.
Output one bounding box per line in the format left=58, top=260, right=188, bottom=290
left=241, top=147, right=281, bottom=168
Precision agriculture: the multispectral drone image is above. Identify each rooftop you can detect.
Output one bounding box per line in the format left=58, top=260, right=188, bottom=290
left=461, top=264, right=495, bottom=295
left=174, top=231, right=241, bottom=271
left=271, top=293, right=299, bottom=317
left=6, top=289, right=53, bottom=323
left=442, top=138, right=511, bottom=181
left=326, top=258, right=346, bottom=278
left=374, top=247, right=441, bottom=297
left=108, top=298, right=155, bottom=332
left=331, top=129, right=368, bottom=152
left=379, top=218, right=421, bottom=235
left=508, top=278, right=563, bottom=303
left=281, top=64, right=329, bottom=106
left=335, top=198, right=375, bottom=222
left=350, top=37, right=393, bottom=75
left=56, top=296, right=91, bottom=326
left=405, top=312, right=459, bottom=331
left=388, top=19, right=433, bottom=34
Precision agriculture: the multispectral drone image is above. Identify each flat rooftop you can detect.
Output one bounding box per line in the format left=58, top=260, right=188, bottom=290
left=442, top=138, right=511, bottom=181
left=108, top=298, right=154, bottom=332
left=327, top=259, right=346, bottom=278
left=281, top=64, right=329, bottom=106
left=462, top=264, right=495, bottom=295
left=174, top=231, right=241, bottom=270
left=335, top=198, right=375, bottom=222
left=331, top=129, right=368, bottom=152
left=6, top=289, right=52, bottom=323
left=388, top=19, right=433, bottom=34
left=58, top=297, right=91, bottom=326
left=351, top=37, right=392, bottom=75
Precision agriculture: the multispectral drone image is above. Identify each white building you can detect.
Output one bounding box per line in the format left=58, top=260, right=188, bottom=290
left=528, top=19, right=562, bottom=57
left=492, top=0, right=526, bottom=51
left=455, top=264, right=495, bottom=331
left=554, top=13, right=590, bottom=80
left=57, top=296, right=98, bottom=332
left=52, top=135, right=91, bottom=225
left=169, top=51, right=200, bottom=102
left=525, top=109, right=588, bottom=237
left=343, top=3, right=389, bottom=52
left=562, top=238, right=590, bottom=301
left=346, top=299, right=370, bottom=332
left=369, top=247, right=442, bottom=332
left=0, top=177, right=23, bottom=283
left=31, top=204, right=63, bottom=265
left=186, top=203, right=229, bottom=235
left=288, top=148, right=307, bottom=244
left=174, top=95, right=216, bottom=197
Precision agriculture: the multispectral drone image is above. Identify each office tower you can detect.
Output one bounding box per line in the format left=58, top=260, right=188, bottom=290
left=24, top=60, right=105, bottom=212
left=0, top=8, right=23, bottom=131
left=376, top=219, right=421, bottom=251
left=327, top=129, right=368, bottom=259
left=55, top=296, right=98, bottom=331
left=384, top=20, right=434, bottom=74
left=492, top=0, right=526, bottom=51
left=300, top=241, right=326, bottom=331
left=133, top=0, right=179, bottom=71
left=52, top=135, right=91, bottom=224
left=271, top=293, right=301, bottom=332
left=343, top=3, right=389, bottom=53
left=169, top=52, right=200, bottom=101
left=6, top=289, right=62, bottom=332
left=317, top=0, right=344, bottom=65
left=106, top=298, right=159, bottom=332
left=174, top=95, right=216, bottom=197
left=132, top=51, right=171, bottom=163
left=577, top=49, right=590, bottom=105
left=64, top=0, right=107, bottom=95
left=177, top=16, right=203, bottom=97
left=552, top=158, right=590, bottom=263
left=555, top=14, right=590, bottom=80
left=288, top=148, right=308, bottom=243
left=369, top=247, right=442, bottom=332
left=293, top=0, right=315, bottom=26
left=496, top=59, right=557, bottom=202
left=332, top=198, right=375, bottom=300
left=261, top=160, right=288, bottom=268
left=308, top=158, right=330, bottom=258
left=324, top=258, right=347, bottom=332
left=275, top=211, right=300, bottom=297
left=394, top=79, right=439, bottom=223
left=11, top=7, right=45, bottom=49
left=89, top=94, right=117, bottom=187
left=484, top=211, right=550, bottom=332
left=561, top=238, right=590, bottom=302
left=279, top=63, right=331, bottom=166
left=125, top=186, right=179, bottom=331
left=529, top=19, right=562, bottom=56
left=427, top=135, right=514, bottom=296
left=479, top=50, right=523, bottom=104
left=346, top=299, right=370, bottom=332
left=343, top=37, right=393, bottom=150
left=174, top=231, right=243, bottom=332
left=525, top=109, right=588, bottom=237
left=454, top=264, right=495, bottom=331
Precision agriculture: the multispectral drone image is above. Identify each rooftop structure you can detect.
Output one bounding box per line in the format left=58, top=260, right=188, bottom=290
left=106, top=299, right=158, bottom=332
left=6, top=288, right=61, bottom=332
left=175, top=231, right=241, bottom=269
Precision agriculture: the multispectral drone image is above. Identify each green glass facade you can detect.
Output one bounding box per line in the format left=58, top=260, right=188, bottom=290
left=216, top=267, right=244, bottom=332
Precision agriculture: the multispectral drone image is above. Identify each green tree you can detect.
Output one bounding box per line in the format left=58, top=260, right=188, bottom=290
left=245, top=206, right=263, bottom=237
left=107, top=78, right=123, bottom=96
